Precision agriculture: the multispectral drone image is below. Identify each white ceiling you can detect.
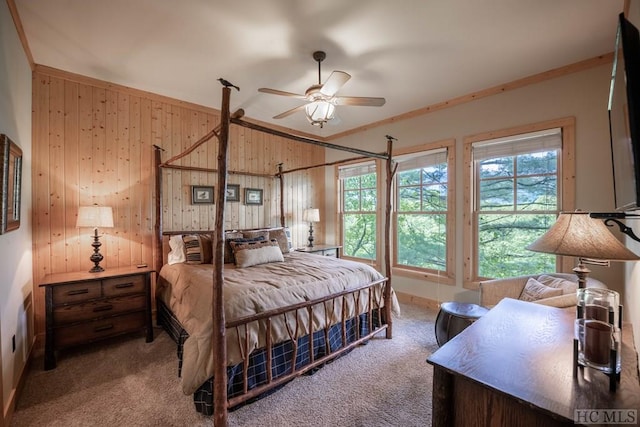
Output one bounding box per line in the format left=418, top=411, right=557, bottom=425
left=14, top=0, right=625, bottom=138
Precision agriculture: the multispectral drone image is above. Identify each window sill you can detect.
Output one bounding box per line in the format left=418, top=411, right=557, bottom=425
left=392, top=266, right=455, bottom=286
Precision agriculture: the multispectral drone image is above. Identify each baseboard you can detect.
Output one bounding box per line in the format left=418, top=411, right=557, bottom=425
left=3, top=336, right=35, bottom=427
left=395, top=291, right=440, bottom=311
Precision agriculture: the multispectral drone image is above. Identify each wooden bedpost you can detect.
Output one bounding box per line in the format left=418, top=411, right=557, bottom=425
left=213, top=86, right=231, bottom=426
left=278, top=163, right=285, bottom=227
left=153, top=145, right=164, bottom=276
left=384, top=136, right=397, bottom=339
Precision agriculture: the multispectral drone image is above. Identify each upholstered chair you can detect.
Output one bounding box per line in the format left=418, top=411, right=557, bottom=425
left=479, top=273, right=607, bottom=308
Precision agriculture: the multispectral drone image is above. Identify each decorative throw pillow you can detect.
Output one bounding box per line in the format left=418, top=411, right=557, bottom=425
left=224, top=231, right=244, bottom=264
left=199, top=234, right=213, bottom=263
left=242, top=230, right=270, bottom=241
left=225, top=235, right=266, bottom=264
left=167, top=234, right=186, bottom=265
left=536, top=274, right=578, bottom=295
left=268, top=227, right=291, bottom=254
left=519, top=277, right=564, bottom=302
left=230, top=239, right=284, bottom=268
left=182, top=234, right=213, bottom=264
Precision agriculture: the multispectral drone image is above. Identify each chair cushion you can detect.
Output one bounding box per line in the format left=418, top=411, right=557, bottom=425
left=519, top=277, right=563, bottom=302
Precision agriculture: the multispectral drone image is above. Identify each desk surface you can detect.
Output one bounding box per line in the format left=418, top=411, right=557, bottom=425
left=427, top=298, right=640, bottom=423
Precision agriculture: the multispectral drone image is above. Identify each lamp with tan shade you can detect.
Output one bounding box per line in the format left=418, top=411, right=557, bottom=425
left=76, top=205, right=114, bottom=273
left=526, top=211, right=640, bottom=288
left=303, top=208, right=320, bottom=248
left=527, top=211, right=639, bottom=390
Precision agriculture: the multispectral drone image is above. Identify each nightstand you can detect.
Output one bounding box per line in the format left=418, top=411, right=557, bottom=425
left=39, top=265, right=154, bottom=370
left=296, top=244, right=341, bottom=258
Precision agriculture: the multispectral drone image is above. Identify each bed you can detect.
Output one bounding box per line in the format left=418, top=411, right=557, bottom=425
left=153, top=86, right=397, bottom=424
left=156, top=231, right=399, bottom=414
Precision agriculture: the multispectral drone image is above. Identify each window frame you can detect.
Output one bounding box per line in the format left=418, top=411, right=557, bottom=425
left=462, top=117, right=576, bottom=290
left=392, top=139, right=456, bottom=285
left=337, top=160, right=380, bottom=265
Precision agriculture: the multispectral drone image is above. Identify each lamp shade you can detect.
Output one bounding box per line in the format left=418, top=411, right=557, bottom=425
left=76, top=206, right=114, bottom=228
left=526, top=211, right=639, bottom=261
left=303, top=208, right=320, bottom=223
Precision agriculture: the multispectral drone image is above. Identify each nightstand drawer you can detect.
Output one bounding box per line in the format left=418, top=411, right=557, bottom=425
left=54, top=311, right=147, bottom=349
left=322, top=249, right=338, bottom=257
left=52, top=282, right=102, bottom=304
left=52, top=294, right=147, bottom=325
left=103, top=275, right=145, bottom=296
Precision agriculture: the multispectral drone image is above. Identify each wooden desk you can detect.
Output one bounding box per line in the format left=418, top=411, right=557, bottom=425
left=427, top=298, right=640, bottom=426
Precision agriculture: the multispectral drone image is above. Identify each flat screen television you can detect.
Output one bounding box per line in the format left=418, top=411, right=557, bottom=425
left=609, top=13, right=640, bottom=211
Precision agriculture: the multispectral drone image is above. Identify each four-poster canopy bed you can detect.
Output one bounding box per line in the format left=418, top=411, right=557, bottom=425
left=153, top=85, right=398, bottom=425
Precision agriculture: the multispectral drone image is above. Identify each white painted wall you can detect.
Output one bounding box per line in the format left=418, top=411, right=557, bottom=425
left=328, top=58, right=626, bottom=304
left=0, top=1, right=33, bottom=418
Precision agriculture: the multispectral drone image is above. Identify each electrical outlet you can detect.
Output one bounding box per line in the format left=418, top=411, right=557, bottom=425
left=12, top=335, right=15, bottom=353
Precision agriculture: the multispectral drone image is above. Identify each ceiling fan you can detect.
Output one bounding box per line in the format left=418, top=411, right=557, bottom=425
left=258, top=51, right=386, bottom=127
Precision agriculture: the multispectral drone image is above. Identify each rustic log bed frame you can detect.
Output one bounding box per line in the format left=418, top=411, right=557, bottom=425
left=153, top=86, right=396, bottom=426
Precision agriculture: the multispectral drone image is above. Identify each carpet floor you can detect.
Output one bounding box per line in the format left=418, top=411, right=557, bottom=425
left=11, top=302, right=439, bottom=427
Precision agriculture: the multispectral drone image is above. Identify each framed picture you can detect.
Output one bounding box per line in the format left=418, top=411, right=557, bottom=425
left=0, top=134, right=22, bottom=234
left=245, top=188, right=263, bottom=205
left=226, top=184, right=240, bottom=202
left=191, top=185, right=214, bottom=204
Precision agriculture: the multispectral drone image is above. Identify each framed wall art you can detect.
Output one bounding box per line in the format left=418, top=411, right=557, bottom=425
left=0, top=134, right=22, bottom=234
left=244, top=188, right=263, bottom=205
left=191, top=185, right=214, bottom=204
left=226, top=184, right=240, bottom=202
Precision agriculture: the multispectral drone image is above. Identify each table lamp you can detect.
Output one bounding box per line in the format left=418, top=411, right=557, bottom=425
left=303, top=208, right=320, bottom=248
left=527, top=211, right=639, bottom=390
left=76, top=205, right=114, bottom=272
left=526, top=211, right=639, bottom=288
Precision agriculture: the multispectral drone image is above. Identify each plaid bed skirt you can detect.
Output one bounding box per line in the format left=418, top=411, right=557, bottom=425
left=156, top=298, right=381, bottom=415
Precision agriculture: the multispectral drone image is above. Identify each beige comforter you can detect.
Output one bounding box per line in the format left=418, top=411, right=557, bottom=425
left=157, top=251, right=399, bottom=395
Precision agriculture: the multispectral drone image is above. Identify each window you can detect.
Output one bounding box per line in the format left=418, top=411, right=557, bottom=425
left=395, top=148, right=452, bottom=275
left=463, top=118, right=576, bottom=287
left=339, top=162, right=377, bottom=260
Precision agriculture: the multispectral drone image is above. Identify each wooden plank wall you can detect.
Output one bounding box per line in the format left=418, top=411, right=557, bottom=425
left=31, top=69, right=325, bottom=340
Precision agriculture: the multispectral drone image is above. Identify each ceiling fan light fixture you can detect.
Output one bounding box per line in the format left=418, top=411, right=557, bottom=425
left=259, top=50, right=384, bottom=126
left=305, top=100, right=335, bottom=126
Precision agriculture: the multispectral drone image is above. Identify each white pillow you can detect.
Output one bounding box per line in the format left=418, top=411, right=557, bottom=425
left=167, top=234, right=186, bottom=265
left=536, top=274, right=577, bottom=295
left=519, top=277, right=563, bottom=302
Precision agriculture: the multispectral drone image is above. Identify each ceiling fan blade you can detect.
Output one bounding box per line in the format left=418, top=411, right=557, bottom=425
left=320, top=71, right=351, bottom=97
left=272, top=104, right=307, bottom=119
left=334, top=96, right=386, bottom=107
left=258, top=88, right=306, bottom=99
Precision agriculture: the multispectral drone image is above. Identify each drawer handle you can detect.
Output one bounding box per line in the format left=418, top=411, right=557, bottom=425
left=93, top=304, right=113, bottom=312
left=94, top=324, right=114, bottom=332
left=67, top=289, right=89, bottom=296
left=115, top=283, right=134, bottom=289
